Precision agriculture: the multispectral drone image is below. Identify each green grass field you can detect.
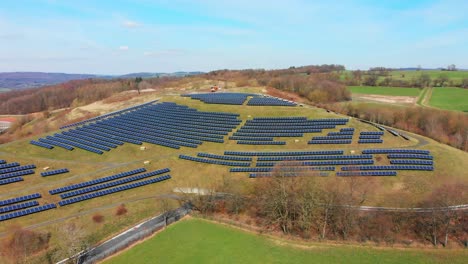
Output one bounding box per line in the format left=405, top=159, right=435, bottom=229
left=342, top=70, right=468, bottom=86
left=348, top=86, right=421, bottom=96
left=428, top=87, right=468, bottom=112
left=105, top=218, right=467, bottom=264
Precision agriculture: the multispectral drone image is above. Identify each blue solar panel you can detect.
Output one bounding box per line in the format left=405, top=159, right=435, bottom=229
left=0, top=193, right=41, bottom=206
left=58, top=175, right=171, bottom=207
left=0, top=204, right=57, bottom=222
left=41, top=168, right=69, bottom=177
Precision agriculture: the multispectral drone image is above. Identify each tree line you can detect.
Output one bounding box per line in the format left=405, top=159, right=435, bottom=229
left=321, top=103, right=468, bottom=151
left=203, top=65, right=351, bottom=103
left=186, top=169, right=467, bottom=247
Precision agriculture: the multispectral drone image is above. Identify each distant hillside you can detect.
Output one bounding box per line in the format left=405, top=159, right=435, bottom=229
left=0, top=71, right=204, bottom=90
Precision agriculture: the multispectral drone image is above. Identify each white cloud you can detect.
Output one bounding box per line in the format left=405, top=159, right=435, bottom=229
left=122, top=20, right=141, bottom=28
left=119, top=46, right=129, bottom=51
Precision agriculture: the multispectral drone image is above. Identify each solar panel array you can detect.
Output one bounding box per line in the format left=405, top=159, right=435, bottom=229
left=41, top=168, right=69, bottom=177
left=179, top=154, right=250, bottom=167
left=32, top=102, right=242, bottom=153
left=231, top=167, right=335, bottom=173
left=0, top=160, right=36, bottom=184
left=337, top=171, right=397, bottom=176
left=50, top=168, right=171, bottom=206
left=182, top=93, right=255, bottom=105
left=225, top=150, right=344, bottom=156
left=0, top=193, right=41, bottom=206
left=49, top=168, right=147, bottom=194
left=341, top=165, right=434, bottom=171
left=197, top=153, right=253, bottom=161
left=58, top=175, right=171, bottom=207
left=247, top=96, right=297, bottom=106
left=308, top=127, right=354, bottom=144
left=250, top=171, right=329, bottom=178
left=358, top=131, right=384, bottom=144
left=232, top=117, right=349, bottom=145
left=0, top=204, right=56, bottom=221
left=60, top=100, right=158, bottom=129
left=0, top=193, right=55, bottom=222
left=362, top=149, right=430, bottom=155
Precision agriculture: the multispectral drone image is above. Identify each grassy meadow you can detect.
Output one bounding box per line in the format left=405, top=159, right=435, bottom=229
left=105, top=218, right=468, bottom=264
left=428, top=87, right=468, bottom=112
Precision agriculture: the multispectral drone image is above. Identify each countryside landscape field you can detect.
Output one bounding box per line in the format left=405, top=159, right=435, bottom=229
left=0, top=1, right=467, bottom=264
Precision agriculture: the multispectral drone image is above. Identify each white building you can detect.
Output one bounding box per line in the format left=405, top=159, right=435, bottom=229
left=0, top=121, right=11, bottom=133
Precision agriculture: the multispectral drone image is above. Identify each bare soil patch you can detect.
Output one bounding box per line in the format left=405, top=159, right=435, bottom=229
left=355, top=94, right=416, bottom=104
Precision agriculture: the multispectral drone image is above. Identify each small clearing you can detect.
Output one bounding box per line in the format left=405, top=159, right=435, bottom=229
left=354, top=94, right=416, bottom=104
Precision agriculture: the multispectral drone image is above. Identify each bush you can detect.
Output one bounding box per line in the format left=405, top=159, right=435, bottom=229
left=92, top=213, right=105, bottom=223
left=1, top=226, right=50, bottom=262
left=115, top=204, right=128, bottom=216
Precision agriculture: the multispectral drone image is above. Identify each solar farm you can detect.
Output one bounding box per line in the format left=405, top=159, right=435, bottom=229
left=0, top=91, right=467, bottom=260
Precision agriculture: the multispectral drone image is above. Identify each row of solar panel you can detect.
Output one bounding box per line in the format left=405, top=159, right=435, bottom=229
left=328, top=131, right=354, bottom=136
left=0, top=159, right=5, bottom=164
left=224, top=150, right=344, bottom=156
left=84, top=124, right=193, bottom=149
left=341, top=165, right=434, bottom=171
left=45, top=136, right=104, bottom=154
left=49, top=168, right=148, bottom=194
left=359, top=135, right=382, bottom=139
left=340, top=128, right=355, bottom=131
left=0, top=164, right=36, bottom=175
left=237, top=141, right=286, bottom=145
left=0, top=200, right=39, bottom=214
left=247, top=97, right=296, bottom=106
left=41, top=168, right=69, bottom=177
left=39, top=138, right=75, bottom=150
left=248, top=118, right=348, bottom=122
left=360, top=131, right=384, bottom=135
left=30, top=140, right=54, bottom=149
left=233, top=132, right=304, bottom=137
left=106, top=116, right=236, bottom=136
left=59, top=169, right=170, bottom=199
left=256, top=160, right=374, bottom=167
left=257, top=155, right=373, bottom=161
left=231, top=167, right=336, bottom=172
left=362, top=149, right=430, bottom=155
left=96, top=122, right=203, bottom=146
left=337, top=171, right=397, bottom=176
left=0, top=177, right=23, bottom=185
left=0, top=204, right=56, bottom=222
left=183, top=93, right=254, bottom=105
left=237, top=128, right=326, bottom=133
left=358, top=139, right=384, bottom=144
left=179, top=155, right=251, bottom=167
left=58, top=176, right=171, bottom=207
left=117, top=114, right=236, bottom=135
left=197, top=153, right=253, bottom=161
left=387, top=154, right=433, bottom=160
left=249, top=172, right=329, bottom=178
left=0, top=193, right=41, bottom=207
left=308, top=140, right=352, bottom=144
left=124, top=114, right=237, bottom=131
left=229, top=136, right=274, bottom=141
left=133, top=110, right=242, bottom=124
left=390, top=160, right=433, bottom=165
left=252, top=117, right=307, bottom=120
left=62, top=131, right=118, bottom=148
left=239, top=125, right=338, bottom=130
left=0, top=162, right=20, bottom=169
left=96, top=120, right=226, bottom=143
left=313, top=135, right=353, bottom=140
left=0, top=169, right=35, bottom=180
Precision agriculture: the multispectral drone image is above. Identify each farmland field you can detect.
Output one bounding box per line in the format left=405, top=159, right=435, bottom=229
left=428, top=87, right=468, bottom=112
left=348, top=86, right=421, bottom=96
left=105, top=218, right=468, bottom=264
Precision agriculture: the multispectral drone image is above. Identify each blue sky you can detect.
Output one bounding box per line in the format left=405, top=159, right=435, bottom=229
left=0, top=0, right=467, bottom=74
